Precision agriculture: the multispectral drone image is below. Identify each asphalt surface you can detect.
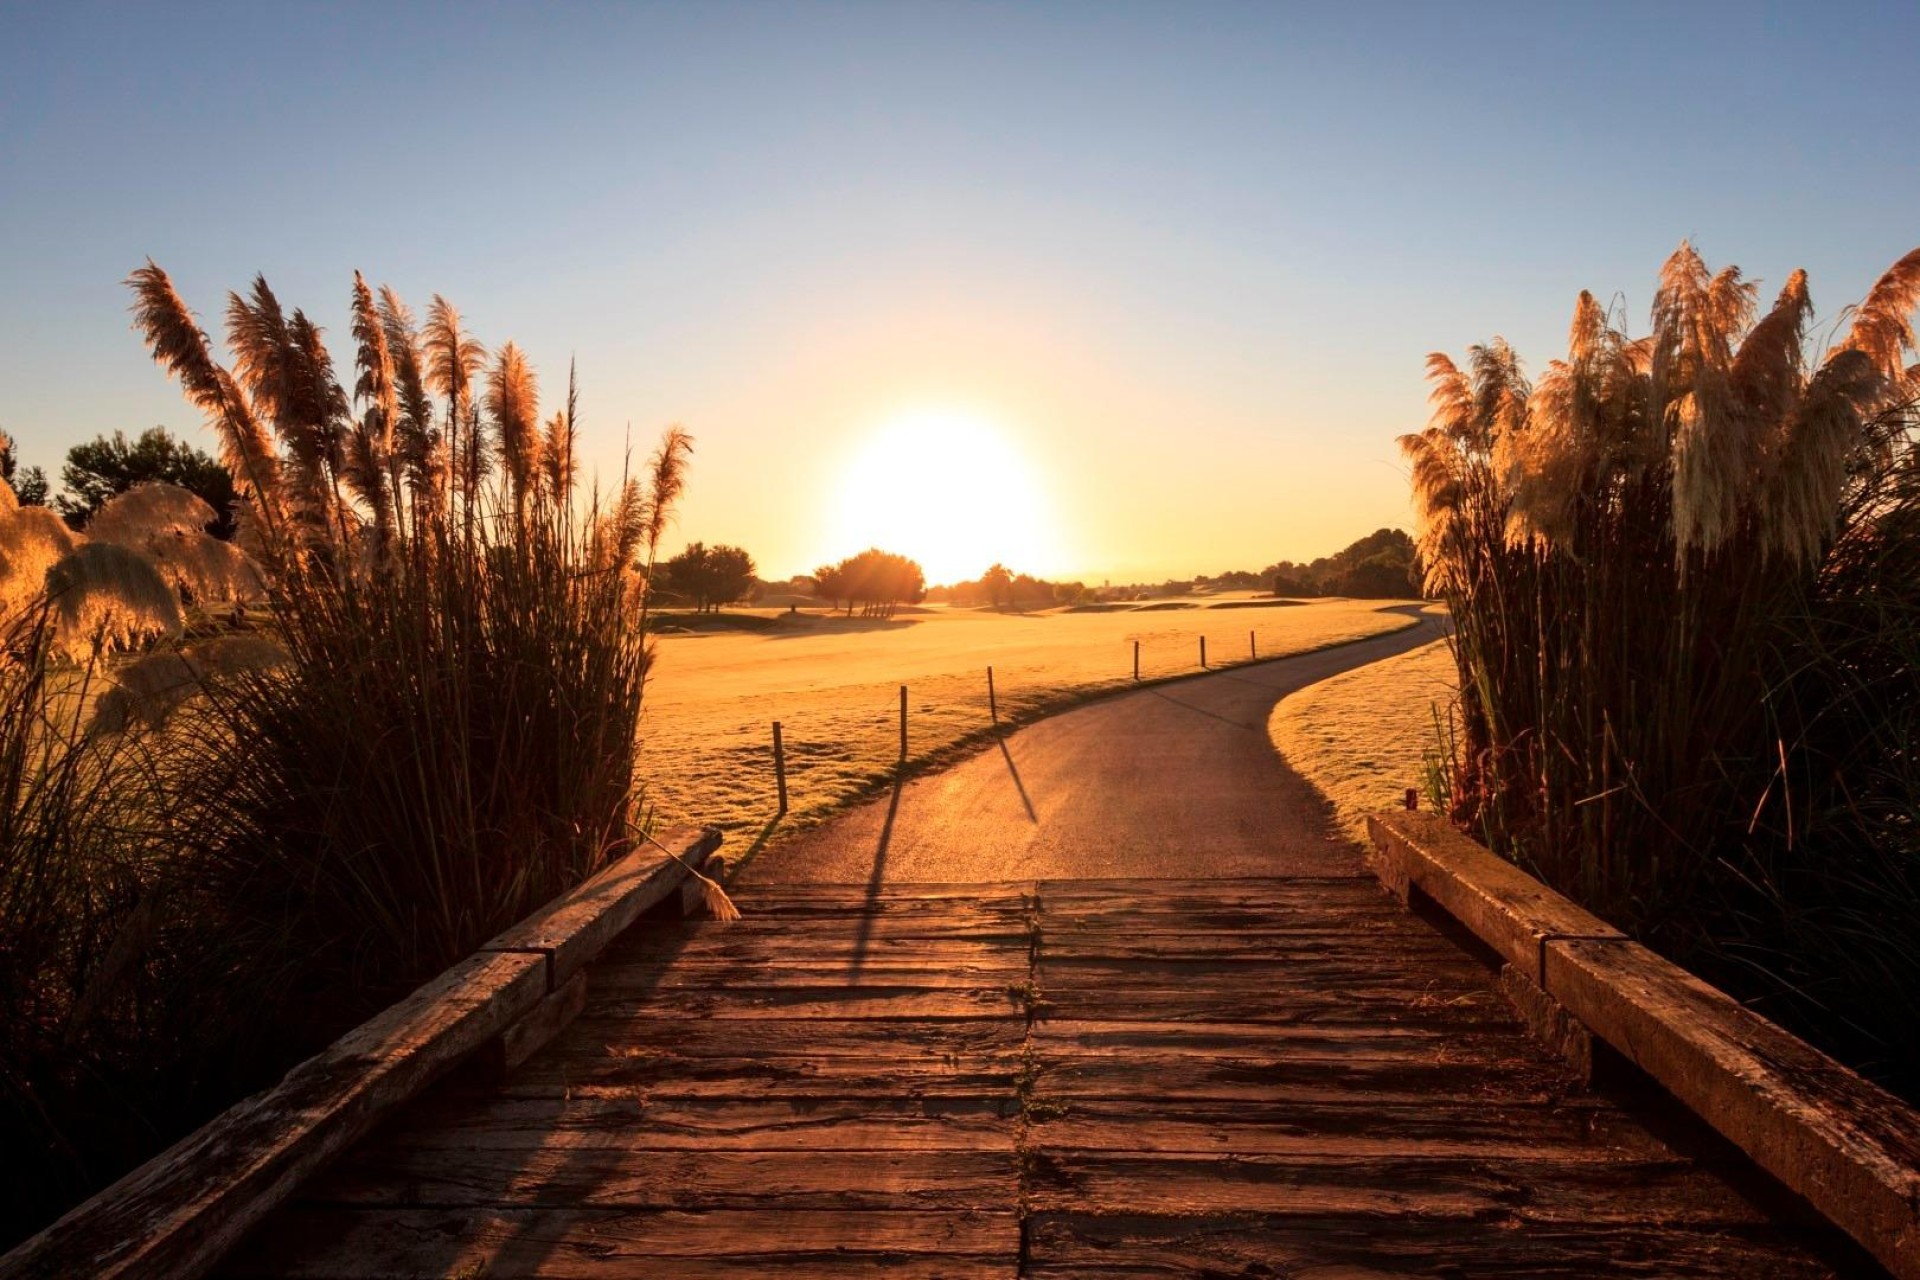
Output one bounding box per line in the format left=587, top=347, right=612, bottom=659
left=739, top=605, right=1446, bottom=884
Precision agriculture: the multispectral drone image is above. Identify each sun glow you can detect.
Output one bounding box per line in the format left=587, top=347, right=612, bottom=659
left=824, top=410, right=1063, bottom=586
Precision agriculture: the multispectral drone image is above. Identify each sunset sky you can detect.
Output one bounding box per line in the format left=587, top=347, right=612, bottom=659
left=5, top=3, right=1919, bottom=583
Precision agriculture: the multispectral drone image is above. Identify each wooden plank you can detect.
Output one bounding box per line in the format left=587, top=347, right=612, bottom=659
left=1030, top=1018, right=1518, bottom=1056
left=302, top=1148, right=1015, bottom=1211
left=479, top=971, right=590, bottom=1078
left=1366, top=810, right=1622, bottom=982
left=1029, top=1097, right=1678, bottom=1160
left=1020, top=1152, right=1780, bottom=1226
left=1023, top=1212, right=1848, bottom=1278
left=354, top=1094, right=1019, bottom=1153
left=1028, top=1049, right=1578, bottom=1103
left=1031, top=986, right=1516, bottom=1030
left=548, top=1013, right=1025, bottom=1059
left=1548, top=936, right=1920, bottom=1280
left=221, top=1208, right=1020, bottom=1278
left=1, top=950, right=546, bottom=1280
left=585, top=984, right=1026, bottom=1022
left=482, top=825, right=720, bottom=989
left=589, top=959, right=1028, bottom=991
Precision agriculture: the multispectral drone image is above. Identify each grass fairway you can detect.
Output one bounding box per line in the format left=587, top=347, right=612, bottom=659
left=1269, top=631, right=1455, bottom=841
left=638, top=597, right=1421, bottom=834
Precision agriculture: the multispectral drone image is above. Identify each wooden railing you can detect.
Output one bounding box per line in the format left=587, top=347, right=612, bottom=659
left=0, top=826, right=724, bottom=1280
left=1369, top=811, right=1920, bottom=1280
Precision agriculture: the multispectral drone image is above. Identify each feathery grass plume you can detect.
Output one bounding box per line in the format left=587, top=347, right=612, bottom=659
left=643, top=426, right=693, bottom=564
left=151, top=531, right=264, bottom=603
left=226, top=280, right=349, bottom=532
left=1655, top=244, right=1763, bottom=557
left=485, top=341, right=541, bottom=513
left=1837, top=246, right=1920, bottom=382
left=87, top=482, right=217, bottom=547
left=377, top=285, right=441, bottom=516
left=0, top=506, right=78, bottom=616
left=423, top=295, right=487, bottom=511
left=43, top=542, right=183, bottom=658
left=348, top=272, right=400, bottom=547
left=84, top=482, right=263, bottom=605
left=126, top=263, right=284, bottom=527
left=90, top=634, right=287, bottom=735
left=0, top=478, right=16, bottom=516
left=541, top=411, right=575, bottom=507
left=600, top=476, right=651, bottom=571
left=89, top=651, right=200, bottom=735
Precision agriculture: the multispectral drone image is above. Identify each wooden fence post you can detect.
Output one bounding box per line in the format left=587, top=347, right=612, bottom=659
left=1250, top=630, right=1256, bottom=659
left=1200, top=636, right=1207, bottom=668
left=1133, top=640, right=1140, bottom=681
left=899, top=685, right=908, bottom=761
left=772, top=721, right=788, bottom=815
left=987, top=666, right=998, bottom=723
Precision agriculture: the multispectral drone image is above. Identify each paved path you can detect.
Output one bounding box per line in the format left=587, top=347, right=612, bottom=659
left=742, top=605, right=1446, bottom=884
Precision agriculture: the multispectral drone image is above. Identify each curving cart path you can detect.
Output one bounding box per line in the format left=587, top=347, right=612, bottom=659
left=741, top=604, right=1445, bottom=885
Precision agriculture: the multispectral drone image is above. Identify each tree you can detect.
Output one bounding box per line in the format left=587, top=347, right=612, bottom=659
left=0, top=428, right=48, bottom=506
left=981, top=563, right=1012, bottom=610
left=659, top=542, right=757, bottom=612
left=813, top=548, right=924, bottom=617
left=57, top=427, right=238, bottom=536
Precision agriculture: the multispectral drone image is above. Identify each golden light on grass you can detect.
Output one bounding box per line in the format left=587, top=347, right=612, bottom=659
left=824, top=408, right=1063, bottom=585
left=1269, top=634, right=1456, bottom=842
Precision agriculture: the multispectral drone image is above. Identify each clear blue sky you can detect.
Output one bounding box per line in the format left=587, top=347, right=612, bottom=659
left=5, top=2, right=1917, bottom=581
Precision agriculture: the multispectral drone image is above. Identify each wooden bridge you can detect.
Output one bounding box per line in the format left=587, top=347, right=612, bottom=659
left=215, top=871, right=1866, bottom=1277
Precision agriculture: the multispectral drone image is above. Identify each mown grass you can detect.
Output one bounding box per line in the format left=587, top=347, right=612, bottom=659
left=1268, top=634, right=1455, bottom=843
left=638, top=598, right=1422, bottom=836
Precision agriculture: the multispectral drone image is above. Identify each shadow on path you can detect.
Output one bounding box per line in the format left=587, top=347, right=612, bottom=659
left=996, top=738, right=1039, bottom=824
left=1146, top=686, right=1263, bottom=732
left=851, top=774, right=905, bottom=980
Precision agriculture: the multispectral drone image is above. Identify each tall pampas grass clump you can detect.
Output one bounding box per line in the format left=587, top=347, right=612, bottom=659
left=1409, top=243, right=1920, bottom=1094
left=126, top=262, right=694, bottom=1039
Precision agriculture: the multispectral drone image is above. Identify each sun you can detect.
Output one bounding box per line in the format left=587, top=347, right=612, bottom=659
left=825, top=409, right=1062, bottom=586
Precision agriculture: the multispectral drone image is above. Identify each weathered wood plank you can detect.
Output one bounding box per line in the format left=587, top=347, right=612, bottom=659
left=1029, top=1097, right=1677, bottom=1160
left=584, top=984, right=1026, bottom=1021
left=1367, top=810, right=1623, bottom=983
left=1028, top=1050, right=1578, bottom=1103
left=589, top=960, right=1028, bottom=991
left=546, top=1013, right=1025, bottom=1060
left=302, top=1148, right=1015, bottom=1211
left=222, top=1208, right=1020, bottom=1278
left=479, top=971, right=590, bottom=1078
left=1023, top=1212, right=1848, bottom=1278
left=483, top=826, right=720, bottom=989
left=353, top=1094, right=1019, bottom=1153
left=1020, top=1152, right=1780, bottom=1225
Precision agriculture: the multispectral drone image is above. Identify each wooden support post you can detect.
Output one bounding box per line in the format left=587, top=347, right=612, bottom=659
left=1404, top=787, right=1419, bottom=811
left=987, top=666, right=998, bottom=723
left=1199, top=635, right=1207, bottom=668
left=898, top=685, right=908, bottom=761
left=772, top=721, right=788, bottom=815
left=1132, top=640, right=1140, bottom=681
left=1250, top=630, right=1256, bottom=659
